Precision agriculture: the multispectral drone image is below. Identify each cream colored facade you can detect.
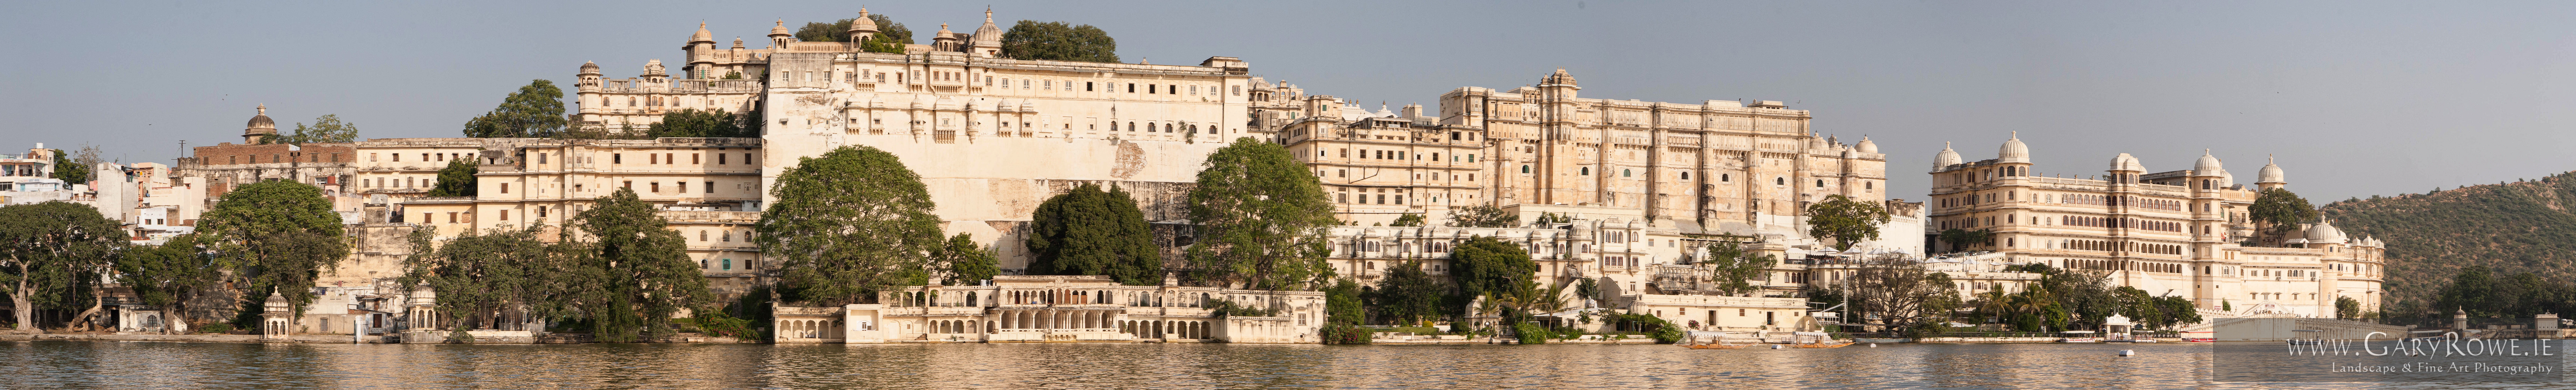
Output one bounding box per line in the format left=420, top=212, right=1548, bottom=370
left=583, top=9, right=1257, bottom=271
left=771, top=275, right=1323, bottom=344
left=1924, top=136, right=2385, bottom=318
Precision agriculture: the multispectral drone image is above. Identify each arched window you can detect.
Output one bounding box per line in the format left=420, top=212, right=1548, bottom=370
left=1521, top=165, right=1530, bottom=174
left=1164, top=123, right=1174, bottom=133
left=1775, top=177, right=1787, bottom=185
left=1816, top=179, right=1826, bottom=187
left=1127, top=122, right=1135, bottom=131
left=699, top=231, right=708, bottom=241
left=1680, top=172, right=1691, bottom=180
left=1580, top=167, right=1590, bottom=175
left=1721, top=174, right=1730, bottom=182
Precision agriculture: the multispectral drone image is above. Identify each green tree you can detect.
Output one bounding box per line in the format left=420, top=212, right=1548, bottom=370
left=1450, top=236, right=1537, bottom=300
left=1323, top=278, right=1364, bottom=325
left=398, top=225, right=564, bottom=332
left=426, top=158, right=477, bottom=197
left=1935, top=228, right=1992, bottom=253
left=998, top=20, right=1118, bottom=62
left=573, top=188, right=711, bottom=342
left=0, top=202, right=124, bottom=330
left=1447, top=203, right=1519, bottom=228
left=1805, top=195, right=1891, bottom=251
left=269, top=114, right=361, bottom=145
left=935, top=233, right=999, bottom=285
left=1698, top=241, right=1776, bottom=295
left=2436, top=266, right=2500, bottom=318
left=1182, top=138, right=1335, bottom=290
left=2249, top=187, right=2317, bottom=238
left=197, top=181, right=348, bottom=320
left=1024, top=183, right=1160, bottom=285
left=756, top=145, right=944, bottom=305
left=1850, top=258, right=1960, bottom=332
left=1369, top=260, right=1450, bottom=325
left=117, top=233, right=224, bottom=331
left=462, top=79, right=568, bottom=138
left=645, top=109, right=745, bottom=138
left=796, top=14, right=913, bottom=43
left=49, top=147, right=95, bottom=185
left=1389, top=213, right=1426, bottom=227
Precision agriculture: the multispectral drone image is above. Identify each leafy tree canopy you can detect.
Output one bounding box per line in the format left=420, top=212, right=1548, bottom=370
left=267, top=114, right=361, bottom=145
left=1450, top=236, right=1536, bottom=300
left=0, top=201, right=125, bottom=330
left=936, top=233, right=999, bottom=285
left=646, top=108, right=748, bottom=138
left=197, top=180, right=348, bottom=317
left=1805, top=194, right=1891, bottom=251
left=757, top=145, right=944, bottom=305
left=1024, top=183, right=1161, bottom=285
left=573, top=188, right=712, bottom=342
left=1183, top=138, right=1335, bottom=290
left=1368, top=261, right=1450, bottom=325
left=426, top=158, right=478, bottom=197
left=2249, top=187, right=2317, bottom=235
left=463, top=80, right=568, bottom=138
left=1389, top=213, right=1426, bottom=227
left=1698, top=241, right=1775, bottom=295
left=796, top=14, right=913, bottom=54
left=1447, top=203, right=1518, bottom=228
left=998, top=21, right=1118, bottom=63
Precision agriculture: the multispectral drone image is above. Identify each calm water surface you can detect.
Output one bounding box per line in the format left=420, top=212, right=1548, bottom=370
left=0, top=340, right=2563, bottom=389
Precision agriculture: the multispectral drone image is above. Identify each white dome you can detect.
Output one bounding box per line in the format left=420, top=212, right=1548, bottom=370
left=2219, top=169, right=2235, bottom=188
left=1934, top=142, right=1962, bottom=170
left=2109, top=153, right=2146, bottom=172
left=2258, top=156, right=2286, bottom=184
left=1855, top=137, right=1879, bottom=153
left=2305, top=221, right=2346, bottom=243
left=2194, top=150, right=2224, bottom=173
left=1998, top=131, right=2030, bottom=163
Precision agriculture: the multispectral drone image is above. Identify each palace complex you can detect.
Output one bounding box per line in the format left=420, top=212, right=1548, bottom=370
left=1923, top=135, right=2385, bottom=318
left=46, top=7, right=2405, bottom=344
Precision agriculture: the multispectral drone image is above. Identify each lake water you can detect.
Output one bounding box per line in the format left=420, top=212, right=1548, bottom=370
left=1, top=340, right=2566, bottom=389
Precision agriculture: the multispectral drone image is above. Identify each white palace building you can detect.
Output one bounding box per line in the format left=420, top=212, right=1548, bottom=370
left=1923, top=134, right=2385, bottom=318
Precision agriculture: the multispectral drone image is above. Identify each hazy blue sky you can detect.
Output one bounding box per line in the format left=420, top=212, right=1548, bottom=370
left=8, top=1, right=2571, bottom=202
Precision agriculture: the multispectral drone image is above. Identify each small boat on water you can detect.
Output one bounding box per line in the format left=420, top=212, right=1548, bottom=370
left=1789, top=331, right=1854, bottom=348
left=2058, top=330, right=2099, bottom=343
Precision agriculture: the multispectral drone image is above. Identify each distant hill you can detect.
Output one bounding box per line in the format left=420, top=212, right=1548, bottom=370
left=2319, top=172, right=2576, bottom=315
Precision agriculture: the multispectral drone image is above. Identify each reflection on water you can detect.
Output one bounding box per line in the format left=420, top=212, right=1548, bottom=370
left=0, top=341, right=2563, bottom=389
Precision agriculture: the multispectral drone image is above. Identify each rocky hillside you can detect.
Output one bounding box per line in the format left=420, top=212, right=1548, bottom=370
left=2319, top=172, right=2576, bottom=315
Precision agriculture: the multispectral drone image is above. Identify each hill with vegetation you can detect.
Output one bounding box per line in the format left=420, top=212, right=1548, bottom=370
left=2318, top=171, right=2576, bottom=316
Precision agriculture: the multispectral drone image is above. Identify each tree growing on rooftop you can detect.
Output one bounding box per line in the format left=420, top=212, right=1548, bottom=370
left=462, top=80, right=567, bottom=138
left=757, top=145, right=943, bottom=305
left=998, top=21, right=1118, bottom=63
left=269, top=114, right=360, bottom=145
left=646, top=109, right=745, bottom=138
left=1446, top=203, right=1518, bottom=228
left=1389, top=213, right=1426, bottom=227
left=1024, top=183, right=1160, bottom=285
left=2249, top=187, right=2317, bottom=242
left=1182, top=138, right=1335, bottom=290
left=1805, top=195, right=1891, bottom=251
left=1698, top=241, right=1775, bottom=295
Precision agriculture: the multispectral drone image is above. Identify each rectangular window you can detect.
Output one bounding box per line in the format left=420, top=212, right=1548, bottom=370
left=1231, top=85, right=1241, bottom=95
left=1128, top=83, right=1136, bottom=93
left=1086, top=82, right=1095, bottom=91
left=613, top=153, right=622, bottom=164
left=691, top=153, right=700, bottom=164
left=705, top=181, right=714, bottom=193
left=718, top=153, right=726, bottom=164
left=651, top=182, right=661, bottom=193
left=500, top=183, right=508, bottom=194
left=446, top=212, right=457, bottom=223
left=537, top=153, right=547, bottom=164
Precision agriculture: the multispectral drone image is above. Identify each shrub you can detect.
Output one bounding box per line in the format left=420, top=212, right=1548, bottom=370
left=1319, top=323, right=1372, bottom=345
left=693, top=310, right=761, bottom=342
left=196, top=322, right=233, bottom=334
left=1514, top=323, right=1549, bottom=344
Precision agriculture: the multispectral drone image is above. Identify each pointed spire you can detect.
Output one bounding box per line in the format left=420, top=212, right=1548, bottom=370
left=2010, top=131, right=2018, bottom=139
left=257, top=104, right=265, bottom=115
